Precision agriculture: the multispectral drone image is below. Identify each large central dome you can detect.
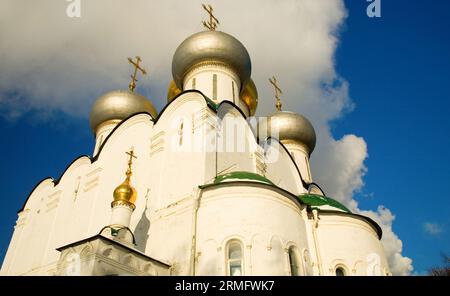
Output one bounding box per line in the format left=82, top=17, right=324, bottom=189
left=172, top=31, right=252, bottom=90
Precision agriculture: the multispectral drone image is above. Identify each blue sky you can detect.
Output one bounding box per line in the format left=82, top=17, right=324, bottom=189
left=0, top=0, right=449, bottom=274
left=335, top=0, right=450, bottom=273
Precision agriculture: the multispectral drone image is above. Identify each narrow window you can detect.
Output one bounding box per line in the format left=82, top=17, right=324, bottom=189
left=192, top=77, right=196, bottom=89
left=213, top=74, right=218, bottom=100
left=227, top=240, right=243, bottom=276
left=289, top=247, right=300, bottom=276
left=335, top=267, right=346, bottom=276
left=232, top=81, right=236, bottom=103
left=178, top=121, right=184, bottom=146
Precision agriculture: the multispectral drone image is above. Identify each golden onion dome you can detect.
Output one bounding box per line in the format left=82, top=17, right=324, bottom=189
left=240, top=79, right=258, bottom=116
left=258, top=111, right=317, bottom=155
left=167, top=80, right=182, bottom=103
left=113, top=182, right=137, bottom=205
left=166, top=78, right=258, bottom=116
left=172, top=31, right=252, bottom=90
left=112, top=173, right=137, bottom=208
left=90, top=90, right=158, bottom=134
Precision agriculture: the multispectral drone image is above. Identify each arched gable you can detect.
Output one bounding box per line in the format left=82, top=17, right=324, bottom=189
left=262, top=138, right=306, bottom=195
left=19, top=156, right=92, bottom=213
left=215, top=101, right=260, bottom=176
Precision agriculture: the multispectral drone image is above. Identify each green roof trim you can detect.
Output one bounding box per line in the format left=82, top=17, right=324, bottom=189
left=213, top=171, right=274, bottom=186
left=297, top=194, right=351, bottom=213
left=204, top=97, right=219, bottom=110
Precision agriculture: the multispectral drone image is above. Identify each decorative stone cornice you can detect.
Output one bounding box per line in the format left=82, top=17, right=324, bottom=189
left=111, top=200, right=136, bottom=211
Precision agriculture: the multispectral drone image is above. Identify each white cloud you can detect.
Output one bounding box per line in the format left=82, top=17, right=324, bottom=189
left=312, top=133, right=367, bottom=205
left=359, top=206, right=414, bottom=276
left=0, top=0, right=412, bottom=274
left=423, top=222, right=444, bottom=236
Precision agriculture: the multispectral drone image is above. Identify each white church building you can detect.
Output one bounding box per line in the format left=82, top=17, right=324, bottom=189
left=0, top=7, right=391, bottom=276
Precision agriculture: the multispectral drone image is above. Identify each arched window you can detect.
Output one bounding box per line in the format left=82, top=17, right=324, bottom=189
left=288, top=247, right=300, bottom=276
left=226, top=240, right=243, bottom=276
left=335, top=266, right=346, bottom=276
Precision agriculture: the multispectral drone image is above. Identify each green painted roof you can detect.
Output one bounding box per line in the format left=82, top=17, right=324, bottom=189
left=297, top=194, right=351, bottom=213
left=213, top=171, right=274, bottom=186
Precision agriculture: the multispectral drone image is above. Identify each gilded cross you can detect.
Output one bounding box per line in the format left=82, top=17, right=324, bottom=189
left=125, top=147, right=138, bottom=178
left=269, top=76, right=283, bottom=111
left=128, top=56, right=147, bottom=92
left=202, top=4, right=220, bottom=31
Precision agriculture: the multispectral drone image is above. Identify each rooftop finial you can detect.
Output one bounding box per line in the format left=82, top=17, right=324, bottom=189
left=202, top=4, right=220, bottom=31
left=128, top=56, right=147, bottom=92
left=269, top=76, right=283, bottom=111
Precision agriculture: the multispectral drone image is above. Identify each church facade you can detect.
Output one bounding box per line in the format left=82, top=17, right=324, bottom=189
left=0, top=7, right=391, bottom=276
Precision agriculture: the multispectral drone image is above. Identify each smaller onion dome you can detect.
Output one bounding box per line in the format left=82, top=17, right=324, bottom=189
left=259, top=111, right=316, bottom=154
left=172, top=31, right=252, bottom=90
left=240, top=79, right=258, bottom=116
left=112, top=156, right=137, bottom=209
left=90, top=90, right=158, bottom=133
left=167, top=80, right=183, bottom=102
left=113, top=180, right=137, bottom=207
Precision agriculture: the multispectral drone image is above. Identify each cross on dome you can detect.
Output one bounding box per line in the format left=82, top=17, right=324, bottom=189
left=202, top=4, right=220, bottom=31
left=269, top=76, right=283, bottom=111
left=128, top=56, right=147, bottom=92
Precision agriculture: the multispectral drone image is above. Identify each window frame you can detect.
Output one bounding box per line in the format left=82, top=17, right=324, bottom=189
left=225, top=240, right=244, bottom=276
left=335, top=265, right=348, bottom=276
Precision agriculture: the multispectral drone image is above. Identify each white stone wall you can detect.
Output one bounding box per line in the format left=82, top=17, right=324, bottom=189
left=194, top=184, right=309, bottom=276
left=307, top=212, right=390, bottom=276
left=282, top=141, right=313, bottom=184
left=264, top=139, right=306, bottom=195
left=93, top=120, right=120, bottom=155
